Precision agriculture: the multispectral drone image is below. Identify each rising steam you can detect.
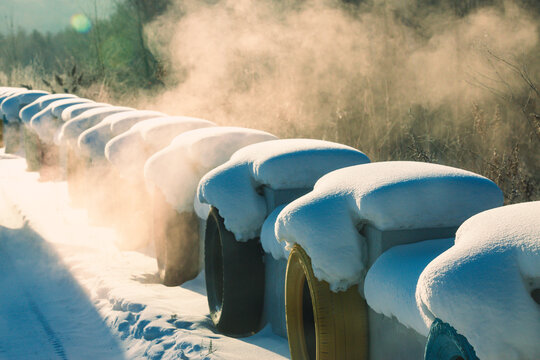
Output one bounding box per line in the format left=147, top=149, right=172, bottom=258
left=143, top=0, right=538, bottom=141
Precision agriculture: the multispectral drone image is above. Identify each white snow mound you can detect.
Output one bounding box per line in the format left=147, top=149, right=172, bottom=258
left=30, top=98, right=92, bottom=143
left=0, top=87, right=26, bottom=103
left=199, top=139, right=370, bottom=241
left=50, top=98, right=93, bottom=118
left=275, top=161, right=503, bottom=292
left=20, top=94, right=76, bottom=124
left=261, top=205, right=291, bottom=260
left=1, top=90, right=49, bottom=123
left=58, top=106, right=132, bottom=148
left=416, top=201, right=540, bottom=360
left=78, top=110, right=165, bottom=159
left=109, top=110, right=166, bottom=136
left=364, top=238, right=454, bottom=336
left=60, top=102, right=109, bottom=122
left=145, top=127, right=277, bottom=215
left=106, top=116, right=215, bottom=180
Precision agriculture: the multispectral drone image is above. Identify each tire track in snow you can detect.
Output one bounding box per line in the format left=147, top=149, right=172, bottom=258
left=25, top=295, right=68, bottom=360
left=0, top=238, right=68, bottom=360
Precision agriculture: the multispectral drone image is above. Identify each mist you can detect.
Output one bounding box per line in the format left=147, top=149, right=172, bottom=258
left=142, top=0, right=537, bottom=134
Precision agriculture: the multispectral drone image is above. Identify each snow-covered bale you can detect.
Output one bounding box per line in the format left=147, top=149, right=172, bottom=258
left=0, top=87, right=25, bottom=96
left=276, top=161, right=503, bottom=292
left=105, top=116, right=215, bottom=180
left=198, top=139, right=370, bottom=241
left=0, top=88, right=27, bottom=112
left=145, top=127, right=277, bottom=215
left=261, top=205, right=289, bottom=260
left=2, top=91, right=51, bottom=154
left=416, top=201, right=540, bottom=360
left=60, top=102, right=110, bottom=123
left=364, top=238, right=454, bottom=337
left=19, top=94, right=76, bottom=125
left=50, top=98, right=93, bottom=119
left=57, top=106, right=133, bottom=148
left=30, top=98, right=93, bottom=143
left=1, top=90, right=49, bottom=123
left=0, top=89, right=35, bottom=153
left=108, top=110, right=167, bottom=136
left=77, top=110, right=165, bottom=160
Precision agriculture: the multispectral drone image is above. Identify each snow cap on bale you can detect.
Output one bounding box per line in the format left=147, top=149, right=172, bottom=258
left=0, top=87, right=25, bottom=98
left=106, top=116, right=215, bottom=180
left=108, top=110, right=166, bottom=136
left=198, top=139, right=370, bottom=241
left=140, top=116, right=216, bottom=152
left=50, top=98, right=93, bottom=119
left=78, top=110, right=165, bottom=159
left=2, top=90, right=49, bottom=123
left=364, top=237, right=454, bottom=337
left=261, top=205, right=291, bottom=260
left=57, top=106, right=133, bottom=148
left=30, top=98, right=93, bottom=144
left=145, top=127, right=277, bottom=216
left=275, top=161, right=504, bottom=292
left=416, top=201, right=540, bottom=360
left=60, top=102, right=110, bottom=123
left=20, top=94, right=77, bottom=125
left=0, top=88, right=27, bottom=111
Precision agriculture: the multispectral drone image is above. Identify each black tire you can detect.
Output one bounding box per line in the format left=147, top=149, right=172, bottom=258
left=39, top=142, right=61, bottom=181
left=424, top=318, right=478, bottom=360
left=66, top=146, right=86, bottom=207
left=285, top=244, right=368, bottom=360
left=23, top=127, right=42, bottom=172
left=0, top=117, right=3, bottom=147
left=204, top=207, right=265, bottom=337
left=4, top=122, right=22, bottom=154
left=152, top=190, right=200, bottom=286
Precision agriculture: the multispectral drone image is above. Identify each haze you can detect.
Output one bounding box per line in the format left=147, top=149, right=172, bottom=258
left=0, top=0, right=113, bottom=34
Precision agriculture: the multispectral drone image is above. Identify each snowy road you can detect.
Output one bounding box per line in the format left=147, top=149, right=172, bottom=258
left=0, top=153, right=289, bottom=359
left=0, top=225, right=124, bottom=359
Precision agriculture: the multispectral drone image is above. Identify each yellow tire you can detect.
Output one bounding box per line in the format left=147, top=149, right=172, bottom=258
left=285, top=244, right=368, bottom=360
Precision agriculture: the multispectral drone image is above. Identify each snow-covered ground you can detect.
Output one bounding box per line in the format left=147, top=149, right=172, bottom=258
left=0, top=151, right=290, bottom=360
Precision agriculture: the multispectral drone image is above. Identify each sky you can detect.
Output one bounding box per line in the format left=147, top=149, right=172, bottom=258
left=0, top=0, right=114, bottom=34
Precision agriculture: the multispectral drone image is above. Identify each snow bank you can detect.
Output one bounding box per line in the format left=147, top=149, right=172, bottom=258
left=2, top=90, right=49, bottom=123
left=20, top=94, right=76, bottom=125
left=57, top=106, right=133, bottom=148
left=106, top=117, right=215, bottom=180
left=198, top=139, right=370, bottom=241
left=364, top=238, right=454, bottom=336
left=416, top=201, right=540, bottom=360
left=145, top=127, right=277, bottom=215
left=78, top=110, right=165, bottom=159
left=30, top=98, right=93, bottom=143
left=276, top=161, right=503, bottom=292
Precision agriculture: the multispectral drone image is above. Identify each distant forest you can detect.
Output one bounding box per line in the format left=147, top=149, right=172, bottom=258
left=0, top=0, right=170, bottom=91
